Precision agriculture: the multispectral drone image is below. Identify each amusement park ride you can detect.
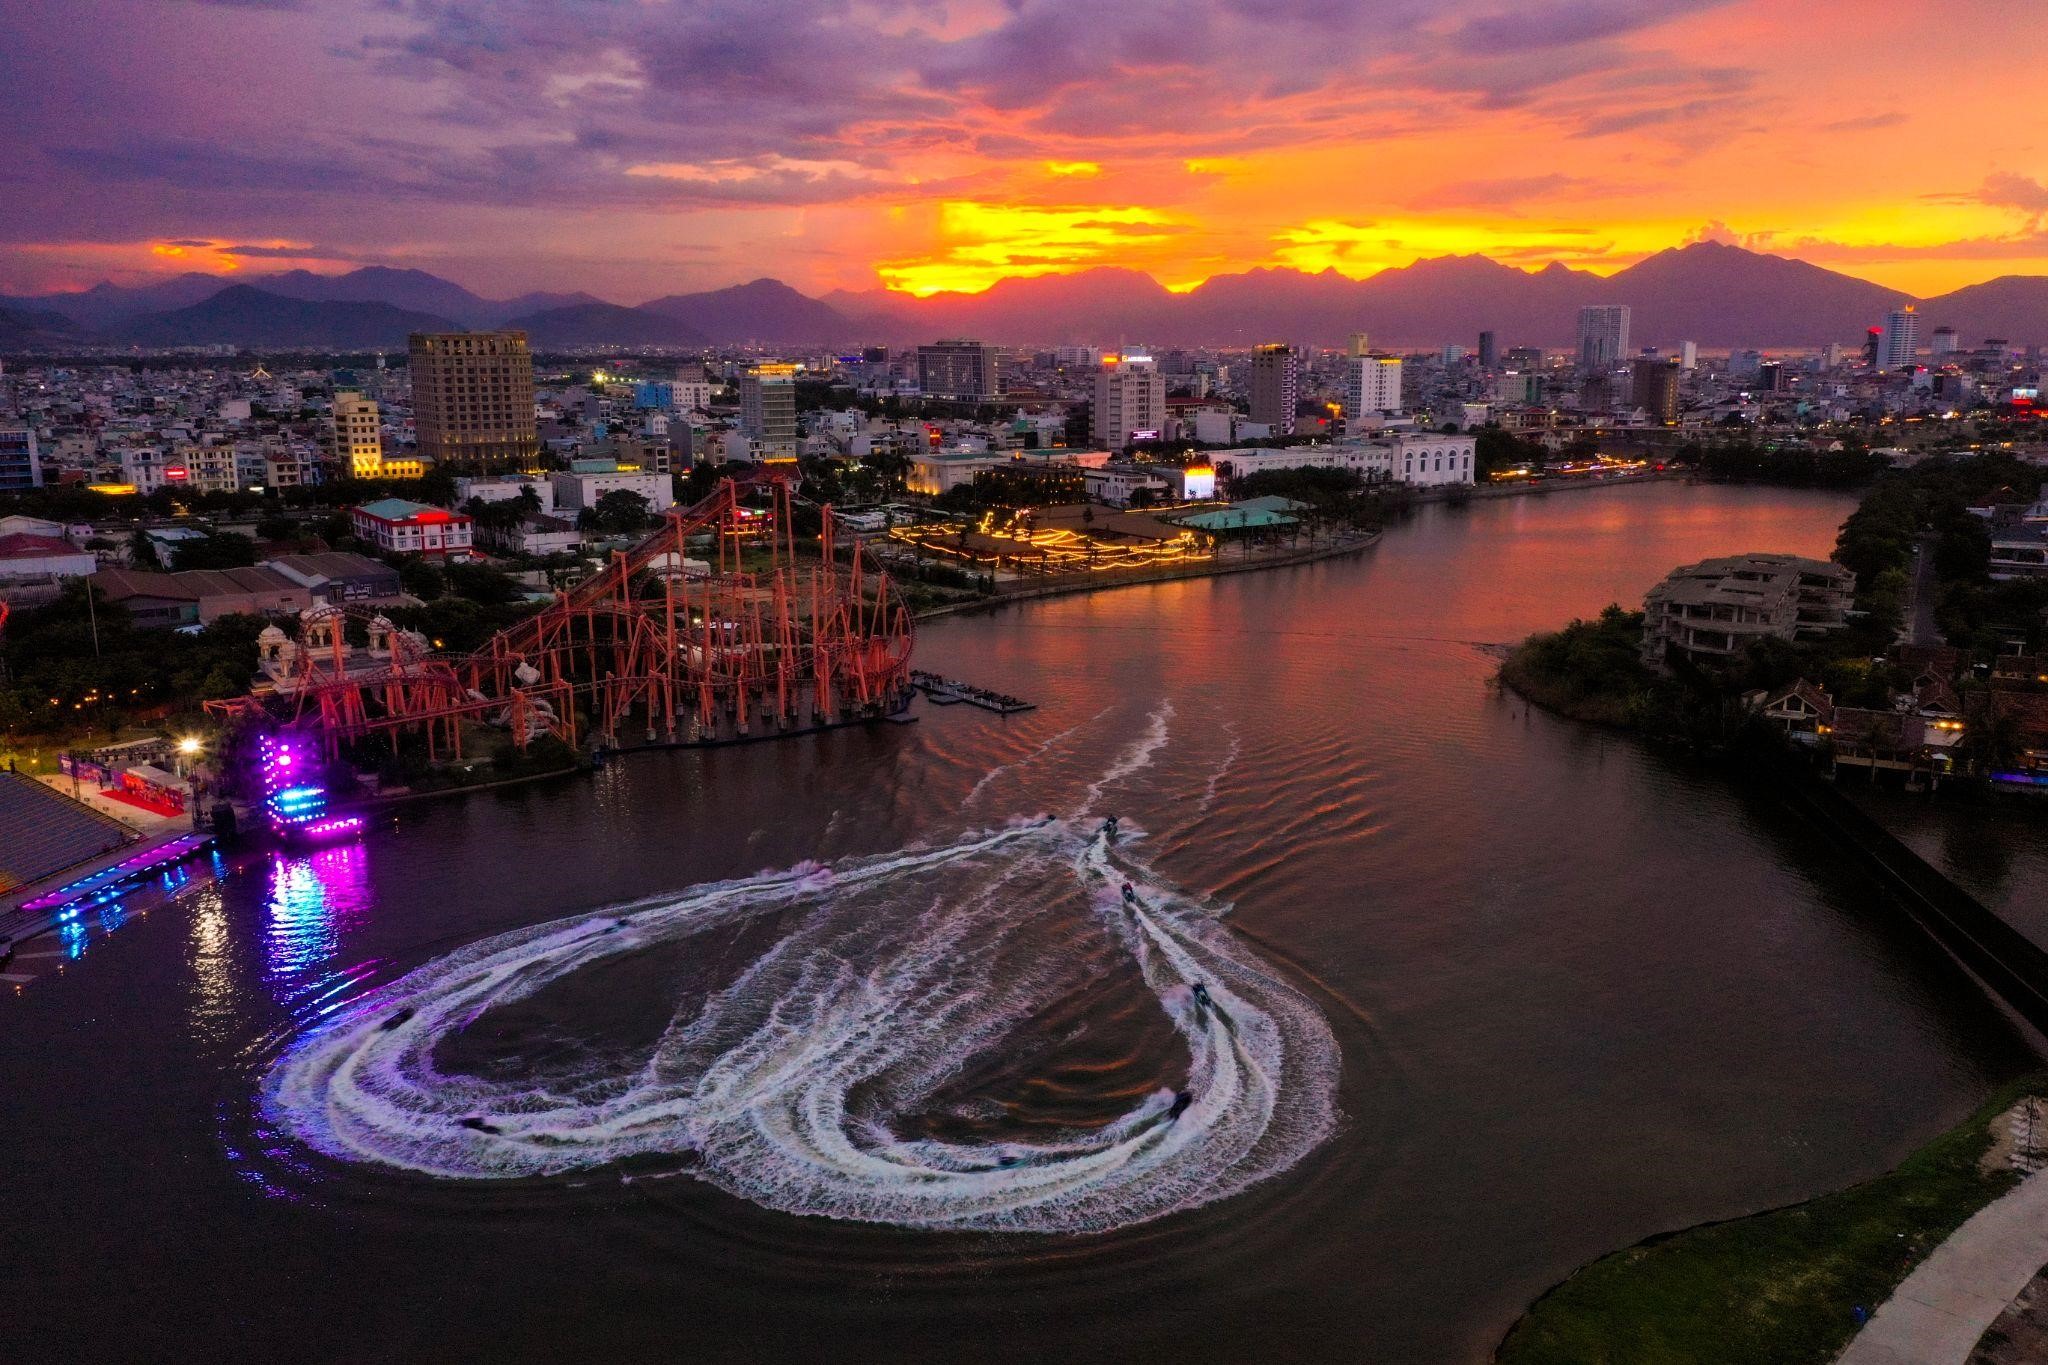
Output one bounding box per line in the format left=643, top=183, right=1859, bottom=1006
left=210, top=471, right=917, bottom=783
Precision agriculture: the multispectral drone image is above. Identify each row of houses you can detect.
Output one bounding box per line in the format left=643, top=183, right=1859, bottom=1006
left=1748, top=669, right=2048, bottom=789
left=901, top=433, right=1481, bottom=506
left=88, top=553, right=403, bottom=630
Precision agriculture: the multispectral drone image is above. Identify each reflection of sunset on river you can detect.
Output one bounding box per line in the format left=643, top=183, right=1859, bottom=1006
left=11, top=484, right=2044, bottom=1365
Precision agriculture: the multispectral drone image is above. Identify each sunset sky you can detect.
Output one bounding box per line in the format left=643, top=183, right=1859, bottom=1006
left=3, top=0, right=2046, bottom=301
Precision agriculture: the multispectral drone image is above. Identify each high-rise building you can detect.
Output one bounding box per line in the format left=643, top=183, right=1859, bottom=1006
left=331, top=391, right=389, bottom=480
left=1680, top=340, right=1699, bottom=371
left=1092, top=354, right=1167, bottom=448
left=1756, top=361, right=1787, bottom=393
left=1347, top=332, right=1371, bottom=359
left=1879, top=305, right=1921, bottom=370
left=0, top=426, right=40, bottom=492
left=1345, top=356, right=1404, bottom=420
left=1576, top=305, right=1631, bottom=371
left=738, top=363, right=799, bottom=460
left=1506, top=346, right=1545, bottom=371
left=1932, top=325, right=1960, bottom=357
left=915, top=339, right=1002, bottom=400
left=1494, top=371, right=1542, bottom=404
left=409, top=331, right=538, bottom=473
left=1630, top=359, right=1680, bottom=423
left=1249, top=344, right=1300, bottom=434
left=1477, top=331, right=1498, bottom=369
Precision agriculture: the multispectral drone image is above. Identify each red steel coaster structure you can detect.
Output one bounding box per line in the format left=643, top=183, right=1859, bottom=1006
left=211, top=471, right=916, bottom=762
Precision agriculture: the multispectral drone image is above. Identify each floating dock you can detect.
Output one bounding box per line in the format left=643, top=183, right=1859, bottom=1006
left=911, top=671, right=1036, bottom=715
left=16, top=831, right=216, bottom=919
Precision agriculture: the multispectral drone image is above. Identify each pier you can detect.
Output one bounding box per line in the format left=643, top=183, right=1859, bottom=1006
left=910, top=670, right=1035, bottom=715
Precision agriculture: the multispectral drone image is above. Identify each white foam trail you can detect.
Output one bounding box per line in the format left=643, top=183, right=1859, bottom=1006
left=961, top=704, right=1111, bottom=807
left=1199, top=723, right=1243, bottom=815
left=1074, top=699, right=1175, bottom=817
left=261, top=805, right=1338, bottom=1234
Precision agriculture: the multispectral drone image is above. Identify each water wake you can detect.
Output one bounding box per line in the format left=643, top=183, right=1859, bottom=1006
left=1075, top=699, right=1175, bottom=817
left=261, top=804, right=1337, bottom=1234
left=961, top=704, right=1110, bottom=807
left=1199, top=723, right=1243, bottom=815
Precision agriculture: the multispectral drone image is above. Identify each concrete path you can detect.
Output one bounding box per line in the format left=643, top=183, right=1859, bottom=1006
left=1838, top=1169, right=2048, bottom=1364
left=1903, top=533, right=1943, bottom=649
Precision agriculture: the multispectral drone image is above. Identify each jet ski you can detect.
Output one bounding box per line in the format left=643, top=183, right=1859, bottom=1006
left=1168, top=1090, right=1194, bottom=1121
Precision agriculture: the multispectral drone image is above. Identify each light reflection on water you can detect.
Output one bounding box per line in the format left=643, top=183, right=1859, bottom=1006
left=264, top=845, right=374, bottom=987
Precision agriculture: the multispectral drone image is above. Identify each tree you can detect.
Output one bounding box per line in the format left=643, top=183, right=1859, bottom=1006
left=400, top=558, right=446, bottom=601
left=172, top=532, right=259, bottom=571
left=417, top=466, right=457, bottom=508
left=577, top=489, right=653, bottom=536
left=444, top=562, right=520, bottom=607
left=255, top=513, right=298, bottom=543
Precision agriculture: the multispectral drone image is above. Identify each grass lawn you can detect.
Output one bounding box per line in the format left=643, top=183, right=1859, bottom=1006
left=1498, top=1078, right=2048, bottom=1364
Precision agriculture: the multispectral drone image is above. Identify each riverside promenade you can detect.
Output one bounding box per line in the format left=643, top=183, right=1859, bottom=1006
left=1839, top=1162, right=2048, bottom=1364
left=914, top=529, right=1381, bottom=622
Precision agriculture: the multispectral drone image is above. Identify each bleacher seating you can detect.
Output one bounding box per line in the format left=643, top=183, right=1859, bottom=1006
left=0, top=773, right=135, bottom=893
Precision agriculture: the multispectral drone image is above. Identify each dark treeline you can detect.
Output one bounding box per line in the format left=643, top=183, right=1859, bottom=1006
left=1690, top=441, right=1890, bottom=488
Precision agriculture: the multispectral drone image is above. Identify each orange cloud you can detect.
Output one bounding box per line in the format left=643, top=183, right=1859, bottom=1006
left=875, top=201, right=1185, bottom=295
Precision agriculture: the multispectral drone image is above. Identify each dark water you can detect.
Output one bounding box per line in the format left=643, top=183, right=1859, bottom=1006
left=7, top=482, right=2039, bottom=1364
left=1854, top=789, right=2048, bottom=951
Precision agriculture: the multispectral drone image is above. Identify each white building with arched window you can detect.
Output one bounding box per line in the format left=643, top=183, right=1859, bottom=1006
left=1385, top=433, right=1477, bottom=487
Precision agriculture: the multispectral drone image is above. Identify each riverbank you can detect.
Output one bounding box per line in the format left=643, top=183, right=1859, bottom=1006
left=1496, top=606, right=1669, bottom=729
left=1496, top=1077, right=2048, bottom=1365
left=912, top=530, right=1381, bottom=622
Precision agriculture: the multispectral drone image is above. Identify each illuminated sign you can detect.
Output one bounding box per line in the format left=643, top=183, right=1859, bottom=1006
left=164, top=466, right=189, bottom=481
left=87, top=483, right=138, bottom=495
left=1129, top=429, right=1160, bottom=442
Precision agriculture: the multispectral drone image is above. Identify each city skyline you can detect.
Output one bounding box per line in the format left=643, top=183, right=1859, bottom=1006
left=3, top=0, right=2047, bottom=301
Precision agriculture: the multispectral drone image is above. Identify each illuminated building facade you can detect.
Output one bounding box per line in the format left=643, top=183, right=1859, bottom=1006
left=1091, top=354, right=1167, bottom=449
left=738, top=364, right=799, bottom=460
left=331, top=390, right=419, bottom=480
left=408, top=331, right=538, bottom=473
left=350, top=498, right=475, bottom=559
left=1344, top=356, right=1404, bottom=421
left=1880, top=305, right=1921, bottom=371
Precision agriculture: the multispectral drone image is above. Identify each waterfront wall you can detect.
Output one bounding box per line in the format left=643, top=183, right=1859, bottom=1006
left=1762, top=744, right=2048, bottom=1033
left=914, top=531, right=1382, bottom=622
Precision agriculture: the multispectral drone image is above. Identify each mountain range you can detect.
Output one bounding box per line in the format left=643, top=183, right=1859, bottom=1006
left=3, top=243, right=2045, bottom=352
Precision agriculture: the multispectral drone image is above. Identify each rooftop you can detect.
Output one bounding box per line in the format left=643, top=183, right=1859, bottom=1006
left=0, top=533, right=86, bottom=560
left=1176, top=507, right=1299, bottom=531
left=265, top=551, right=396, bottom=582
left=355, top=498, right=455, bottom=521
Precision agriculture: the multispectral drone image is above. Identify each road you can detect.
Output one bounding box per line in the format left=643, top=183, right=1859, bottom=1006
left=1904, top=532, right=1943, bottom=648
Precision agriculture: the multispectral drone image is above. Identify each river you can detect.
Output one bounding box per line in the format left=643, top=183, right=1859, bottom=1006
left=6, top=481, right=2039, bottom=1364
